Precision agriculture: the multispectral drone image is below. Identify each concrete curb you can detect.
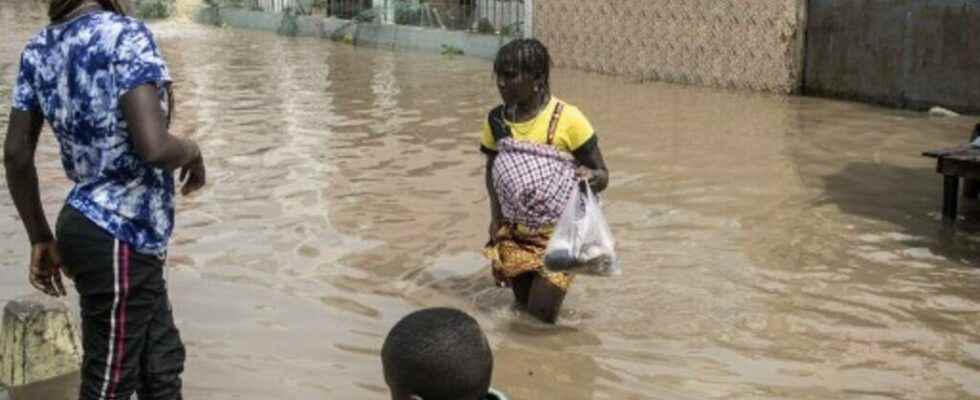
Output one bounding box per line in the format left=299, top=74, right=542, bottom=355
left=194, top=6, right=509, bottom=60
left=0, top=295, right=82, bottom=388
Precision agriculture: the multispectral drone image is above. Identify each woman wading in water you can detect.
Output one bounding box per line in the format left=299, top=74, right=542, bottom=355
left=482, top=39, right=609, bottom=323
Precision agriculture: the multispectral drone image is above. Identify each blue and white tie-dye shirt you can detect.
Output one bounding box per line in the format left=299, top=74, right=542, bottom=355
left=12, top=11, right=174, bottom=256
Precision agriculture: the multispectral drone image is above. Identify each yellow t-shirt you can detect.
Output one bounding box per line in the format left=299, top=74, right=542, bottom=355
left=480, top=97, right=595, bottom=153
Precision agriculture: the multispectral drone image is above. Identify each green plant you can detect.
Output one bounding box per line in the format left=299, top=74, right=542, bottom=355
left=441, top=44, right=463, bottom=57
left=135, top=0, right=172, bottom=19
left=499, top=21, right=523, bottom=38
left=278, top=8, right=299, bottom=36
left=311, top=0, right=328, bottom=9
left=200, top=2, right=221, bottom=25
left=394, top=2, right=421, bottom=25
left=222, top=0, right=260, bottom=10
left=336, top=32, right=355, bottom=44
left=475, top=17, right=495, bottom=34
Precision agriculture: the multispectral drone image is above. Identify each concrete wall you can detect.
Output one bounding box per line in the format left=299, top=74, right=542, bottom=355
left=805, top=0, right=980, bottom=114
left=197, top=7, right=507, bottom=59
left=533, top=0, right=808, bottom=94
left=133, top=0, right=176, bottom=18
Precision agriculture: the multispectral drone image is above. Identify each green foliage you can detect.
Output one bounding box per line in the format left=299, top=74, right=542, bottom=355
left=393, top=2, right=422, bottom=25
left=441, top=44, right=463, bottom=57
left=498, top=21, right=523, bottom=38
left=135, top=0, right=172, bottom=19
left=221, top=0, right=259, bottom=10
left=200, top=2, right=221, bottom=25
left=278, top=8, right=299, bottom=36
left=475, top=17, right=495, bottom=34
left=336, top=32, right=355, bottom=44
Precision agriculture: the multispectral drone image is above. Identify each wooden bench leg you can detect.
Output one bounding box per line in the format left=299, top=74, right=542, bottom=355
left=964, top=179, right=980, bottom=200
left=964, top=126, right=980, bottom=200
left=943, top=175, right=960, bottom=223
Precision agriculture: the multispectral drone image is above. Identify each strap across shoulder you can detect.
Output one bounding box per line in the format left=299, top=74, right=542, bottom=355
left=546, top=101, right=565, bottom=146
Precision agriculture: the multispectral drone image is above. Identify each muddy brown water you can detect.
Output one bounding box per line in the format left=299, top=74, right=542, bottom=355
left=2, top=1, right=979, bottom=399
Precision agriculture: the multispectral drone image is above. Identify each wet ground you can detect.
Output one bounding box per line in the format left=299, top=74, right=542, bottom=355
left=1, top=1, right=979, bottom=399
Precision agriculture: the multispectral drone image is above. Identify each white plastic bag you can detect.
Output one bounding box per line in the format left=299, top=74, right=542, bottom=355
left=544, top=181, right=620, bottom=276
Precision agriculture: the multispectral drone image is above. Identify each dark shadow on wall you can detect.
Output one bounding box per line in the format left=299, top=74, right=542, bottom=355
left=805, top=0, right=980, bottom=114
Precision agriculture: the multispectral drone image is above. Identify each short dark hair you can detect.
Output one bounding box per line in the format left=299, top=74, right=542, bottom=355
left=382, top=308, right=493, bottom=400
left=493, top=38, right=552, bottom=90
left=49, top=0, right=126, bottom=21
left=49, top=0, right=85, bottom=20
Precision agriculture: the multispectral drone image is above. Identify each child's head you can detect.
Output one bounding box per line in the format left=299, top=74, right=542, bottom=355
left=49, top=0, right=132, bottom=20
left=382, top=308, right=493, bottom=400
left=493, top=38, right=552, bottom=106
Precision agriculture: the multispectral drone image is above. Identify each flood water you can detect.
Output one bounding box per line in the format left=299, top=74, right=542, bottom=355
left=2, top=1, right=979, bottom=399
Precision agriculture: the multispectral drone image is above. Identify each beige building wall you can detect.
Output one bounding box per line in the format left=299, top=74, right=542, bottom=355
left=534, top=0, right=807, bottom=93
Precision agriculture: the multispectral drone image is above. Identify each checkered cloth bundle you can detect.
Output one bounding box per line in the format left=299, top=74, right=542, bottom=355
left=492, top=137, right=577, bottom=230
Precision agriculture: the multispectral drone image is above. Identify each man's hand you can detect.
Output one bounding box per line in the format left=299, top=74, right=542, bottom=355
left=30, top=242, right=66, bottom=297
left=179, top=150, right=206, bottom=196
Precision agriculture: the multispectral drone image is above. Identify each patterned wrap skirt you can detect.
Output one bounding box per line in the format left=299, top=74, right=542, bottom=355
left=483, top=138, right=578, bottom=290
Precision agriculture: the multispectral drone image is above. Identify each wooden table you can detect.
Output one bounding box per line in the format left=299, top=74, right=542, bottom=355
left=922, top=145, right=980, bottom=222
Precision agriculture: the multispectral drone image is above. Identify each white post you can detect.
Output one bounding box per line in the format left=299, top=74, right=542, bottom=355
left=523, top=0, right=533, bottom=38
left=373, top=0, right=393, bottom=23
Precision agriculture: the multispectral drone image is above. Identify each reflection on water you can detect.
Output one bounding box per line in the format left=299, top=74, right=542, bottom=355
left=1, top=1, right=979, bottom=399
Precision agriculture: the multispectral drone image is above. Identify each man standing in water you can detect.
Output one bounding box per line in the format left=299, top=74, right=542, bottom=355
left=4, top=0, right=204, bottom=398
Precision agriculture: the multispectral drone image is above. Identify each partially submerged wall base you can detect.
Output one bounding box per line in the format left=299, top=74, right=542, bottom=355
left=193, top=2, right=980, bottom=113
left=195, top=6, right=509, bottom=60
